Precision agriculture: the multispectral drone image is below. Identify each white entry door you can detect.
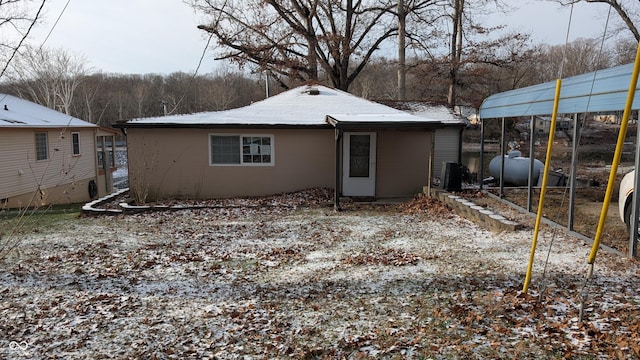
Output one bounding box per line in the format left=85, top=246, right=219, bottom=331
left=342, top=132, right=376, bottom=197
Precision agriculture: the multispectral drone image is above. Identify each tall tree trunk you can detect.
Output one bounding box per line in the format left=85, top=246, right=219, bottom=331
left=301, top=1, right=319, bottom=81
left=397, top=0, right=406, bottom=100
left=448, top=0, right=463, bottom=107
left=339, top=0, right=354, bottom=91
left=306, top=34, right=319, bottom=81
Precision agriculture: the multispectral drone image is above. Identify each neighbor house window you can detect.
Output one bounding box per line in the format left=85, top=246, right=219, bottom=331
left=35, top=132, right=48, bottom=161
left=72, top=132, right=80, bottom=155
left=210, top=134, right=273, bottom=166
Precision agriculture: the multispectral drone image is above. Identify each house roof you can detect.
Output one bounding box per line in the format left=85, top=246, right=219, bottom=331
left=0, top=93, right=96, bottom=129
left=479, top=63, right=640, bottom=119
left=119, top=85, right=460, bottom=129
left=377, top=100, right=465, bottom=125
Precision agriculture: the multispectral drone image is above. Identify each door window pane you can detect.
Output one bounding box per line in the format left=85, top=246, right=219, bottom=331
left=349, top=134, right=370, bottom=177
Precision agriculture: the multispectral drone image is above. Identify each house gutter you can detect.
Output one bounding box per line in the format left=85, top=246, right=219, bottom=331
left=114, top=120, right=453, bottom=131
left=113, top=122, right=333, bottom=130
left=325, top=117, right=446, bottom=130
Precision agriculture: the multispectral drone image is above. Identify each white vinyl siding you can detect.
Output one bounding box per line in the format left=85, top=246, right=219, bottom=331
left=0, top=128, right=97, bottom=201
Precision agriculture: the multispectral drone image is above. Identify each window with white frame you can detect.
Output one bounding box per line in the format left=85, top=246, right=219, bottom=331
left=35, top=132, right=48, bottom=161
left=72, top=132, right=81, bottom=155
left=210, top=134, right=273, bottom=165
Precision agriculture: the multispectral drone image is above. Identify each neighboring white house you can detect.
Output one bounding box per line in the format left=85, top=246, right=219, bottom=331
left=0, top=93, right=117, bottom=209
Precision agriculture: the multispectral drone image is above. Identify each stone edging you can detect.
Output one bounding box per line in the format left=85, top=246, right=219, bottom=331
left=81, top=188, right=128, bottom=215
left=430, top=189, right=523, bottom=232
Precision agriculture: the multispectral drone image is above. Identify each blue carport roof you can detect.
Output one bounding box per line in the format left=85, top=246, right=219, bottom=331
left=479, top=63, right=640, bottom=119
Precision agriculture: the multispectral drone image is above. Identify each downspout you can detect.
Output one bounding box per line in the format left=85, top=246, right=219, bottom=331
left=457, top=126, right=463, bottom=164
left=93, top=128, right=99, bottom=185
left=428, top=130, right=436, bottom=195
left=334, top=128, right=343, bottom=211
left=499, top=117, right=506, bottom=198
left=479, top=117, right=485, bottom=190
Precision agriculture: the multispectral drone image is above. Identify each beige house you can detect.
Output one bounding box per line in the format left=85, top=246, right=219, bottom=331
left=532, top=115, right=572, bottom=134
left=0, top=94, right=117, bottom=209
left=116, top=85, right=464, bottom=208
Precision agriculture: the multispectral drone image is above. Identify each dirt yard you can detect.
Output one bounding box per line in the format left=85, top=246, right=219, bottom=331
left=463, top=123, right=638, bottom=255
left=1, top=190, right=639, bottom=359
left=460, top=187, right=632, bottom=254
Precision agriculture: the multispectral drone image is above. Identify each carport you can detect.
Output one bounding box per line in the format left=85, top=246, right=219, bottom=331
left=478, top=62, right=640, bottom=259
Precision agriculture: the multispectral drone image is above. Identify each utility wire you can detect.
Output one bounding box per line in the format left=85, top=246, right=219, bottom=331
left=538, top=3, right=613, bottom=313
left=526, top=2, right=575, bottom=297
left=166, top=32, right=215, bottom=115
left=577, top=5, right=613, bottom=323
left=557, top=4, right=575, bottom=80
left=39, top=0, right=72, bottom=50
left=539, top=3, right=575, bottom=301
left=0, top=0, right=47, bottom=80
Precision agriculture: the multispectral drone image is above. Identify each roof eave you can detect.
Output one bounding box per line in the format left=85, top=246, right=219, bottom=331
left=0, top=124, right=98, bottom=129
left=325, top=117, right=448, bottom=130
left=113, top=122, right=334, bottom=130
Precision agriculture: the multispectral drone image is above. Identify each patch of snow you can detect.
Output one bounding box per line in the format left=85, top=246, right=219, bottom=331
left=126, top=85, right=446, bottom=126
left=1, top=195, right=638, bottom=358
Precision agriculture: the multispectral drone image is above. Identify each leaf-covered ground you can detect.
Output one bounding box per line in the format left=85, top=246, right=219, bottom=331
left=1, top=189, right=639, bottom=359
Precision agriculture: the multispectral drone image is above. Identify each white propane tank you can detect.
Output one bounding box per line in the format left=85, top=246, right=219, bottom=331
left=488, top=150, right=544, bottom=186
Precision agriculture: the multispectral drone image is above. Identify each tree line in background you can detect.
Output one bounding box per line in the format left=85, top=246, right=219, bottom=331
left=1, top=36, right=636, bottom=128
left=1, top=49, right=268, bottom=126
left=0, top=0, right=639, bottom=128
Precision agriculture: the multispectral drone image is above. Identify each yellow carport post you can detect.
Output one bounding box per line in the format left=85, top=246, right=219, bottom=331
left=588, top=42, right=640, bottom=265
left=522, top=79, right=562, bottom=294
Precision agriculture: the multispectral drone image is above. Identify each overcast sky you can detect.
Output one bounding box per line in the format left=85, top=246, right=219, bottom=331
left=496, top=0, right=613, bottom=46
left=24, top=0, right=615, bottom=76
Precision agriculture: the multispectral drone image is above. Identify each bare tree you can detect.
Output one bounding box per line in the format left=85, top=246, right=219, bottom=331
left=585, top=0, right=640, bottom=41
left=0, top=0, right=46, bottom=80
left=442, top=0, right=528, bottom=107
left=392, top=0, right=443, bottom=100
left=397, top=0, right=407, bottom=100
left=5, top=46, right=91, bottom=115
left=190, top=0, right=398, bottom=91
left=205, top=66, right=247, bottom=110
left=407, top=0, right=527, bottom=107
left=349, top=57, right=398, bottom=99
left=613, top=37, right=638, bottom=65
left=447, top=0, right=464, bottom=107
left=559, top=37, right=613, bottom=76
left=556, top=1, right=640, bottom=41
